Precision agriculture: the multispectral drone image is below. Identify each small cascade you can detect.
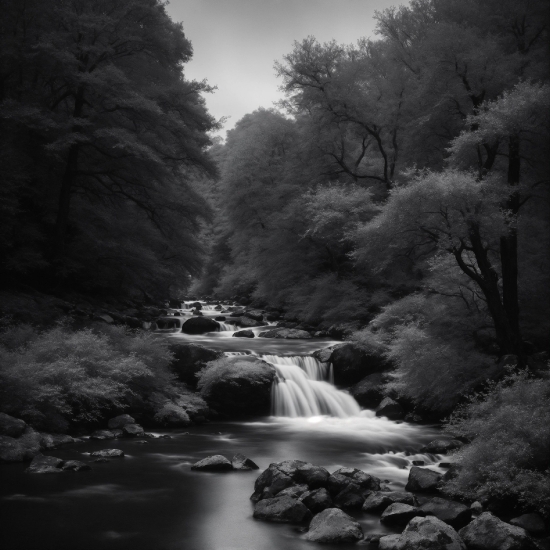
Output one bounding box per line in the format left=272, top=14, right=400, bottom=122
left=263, top=355, right=361, bottom=418
left=218, top=322, right=236, bottom=331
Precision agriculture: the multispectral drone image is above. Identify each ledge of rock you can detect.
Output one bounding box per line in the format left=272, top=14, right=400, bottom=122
left=91, top=449, right=124, bottom=458
left=305, top=508, right=363, bottom=543
left=258, top=328, right=311, bottom=339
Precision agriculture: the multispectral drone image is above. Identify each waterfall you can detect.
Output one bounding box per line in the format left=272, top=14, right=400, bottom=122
left=218, top=322, right=236, bottom=331
left=262, top=355, right=360, bottom=418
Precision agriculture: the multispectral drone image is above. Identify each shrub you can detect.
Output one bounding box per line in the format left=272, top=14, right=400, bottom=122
left=0, top=322, right=174, bottom=430
left=443, top=372, right=550, bottom=515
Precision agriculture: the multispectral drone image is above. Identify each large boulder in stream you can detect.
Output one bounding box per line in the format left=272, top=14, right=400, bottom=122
left=181, top=317, right=220, bottom=335
left=405, top=466, right=442, bottom=493
left=191, top=455, right=233, bottom=471
left=168, top=343, right=223, bottom=387
left=253, top=495, right=312, bottom=523
left=329, top=342, right=390, bottom=386
left=350, top=373, right=387, bottom=408
left=305, top=508, right=363, bottom=543
left=258, top=328, right=311, bottom=339
left=197, top=356, right=276, bottom=416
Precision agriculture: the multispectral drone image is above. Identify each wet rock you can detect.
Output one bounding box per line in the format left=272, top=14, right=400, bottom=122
left=376, top=397, right=405, bottom=420
left=62, top=460, right=91, bottom=471
left=300, top=487, right=333, bottom=513
left=91, top=449, right=124, bottom=458
left=39, top=433, right=75, bottom=449
left=0, top=413, right=26, bottom=438
left=90, top=429, right=115, bottom=440
left=122, top=424, right=145, bottom=437
left=333, top=482, right=366, bottom=509
left=253, top=495, right=312, bottom=523
left=471, top=501, right=483, bottom=517
left=191, top=455, right=233, bottom=471
left=405, top=466, right=442, bottom=492
left=197, top=356, right=276, bottom=416
left=189, top=302, right=202, bottom=310
left=278, top=485, right=310, bottom=499
left=305, top=508, right=363, bottom=543
left=168, top=343, right=223, bottom=387
left=232, top=330, right=255, bottom=338
left=181, top=317, right=220, bottom=334
left=94, top=457, right=110, bottom=463
left=258, top=328, right=312, bottom=339
left=0, top=430, right=42, bottom=462
left=232, top=453, right=259, bottom=470
left=332, top=467, right=381, bottom=490
left=312, top=347, right=334, bottom=363
left=295, top=463, right=330, bottom=489
left=350, top=373, right=387, bottom=408
left=239, top=316, right=263, bottom=328
left=381, top=503, right=426, bottom=527
left=419, top=497, right=471, bottom=529
left=413, top=460, right=425, bottom=466
left=379, top=515, right=466, bottom=550
left=327, top=473, right=353, bottom=495
left=243, top=310, right=264, bottom=322
left=421, top=439, right=463, bottom=454
left=362, top=491, right=415, bottom=513
left=459, top=512, right=534, bottom=550
left=26, top=454, right=64, bottom=474
left=329, top=342, right=390, bottom=385
left=107, top=414, right=135, bottom=430
left=510, top=513, right=547, bottom=536
left=215, top=316, right=226, bottom=321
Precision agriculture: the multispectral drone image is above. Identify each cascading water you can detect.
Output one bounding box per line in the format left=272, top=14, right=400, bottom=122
left=217, top=322, right=236, bottom=331
left=262, top=355, right=361, bottom=418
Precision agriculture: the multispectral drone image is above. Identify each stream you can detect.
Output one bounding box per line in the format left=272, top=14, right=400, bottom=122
left=0, top=303, right=444, bottom=550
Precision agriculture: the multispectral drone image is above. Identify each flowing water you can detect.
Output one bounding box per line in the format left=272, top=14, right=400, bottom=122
left=0, top=302, right=444, bottom=550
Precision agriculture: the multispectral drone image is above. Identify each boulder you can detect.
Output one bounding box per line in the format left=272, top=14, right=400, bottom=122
left=379, top=515, right=466, bottom=550
left=510, top=514, right=546, bottom=536
left=26, top=454, right=64, bottom=474
left=332, top=467, right=381, bottom=490
left=90, top=429, right=115, bottom=440
left=215, top=316, right=226, bottom=321
left=0, top=431, right=42, bottom=462
left=61, top=460, right=91, bottom=472
left=305, top=508, right=363, bottom=543
left=168, top=343, right=223, bottom=387
left=381, top=503, right=426, bottom=527
left=278, top=485, right=310, bottom=499
left=363, top=491, right=415, bottom=512
left=300, top=488, right=333, bottom=513
left=38, top=433, right=75, bottom=449
left=259, top=328, right=311, bottom=339
left=327, top=473, right=353, bottom=495
left=420, top=497, right=471, bottom=528
left=107, top=414, right=136, bottom=430
left=197, top=356, right=276, bottom=416
left=329, top=342, right=389, bottom=385
left=239, top=316, right=263, bottom=328
left=421, top=439, right=464, bottom=454
left=0, top=413, right=26, bottom=437
left=122, top=423, right=144, bottom=437
left=295, top=464, right=330, bottom=489
left=192, top=310, right=203, bottom=316
left=181, top=317, right=220, bottom=334
left=459, top=512, right=534, bottom=550
left=471, top=501, right=483, bottom=517
left=312, top=347, right=333, bottom=363
left=191, top=455, right=233, bottom=471
left=91, top=449, right=124, bottom=458
left=350, top=373, right=387, bottom=408
left=232, top=330, right=255, bottom=338
left=189, top=302, right=202, bottom=310
left=231, top=453, right=259, bottom=470
left=244, top=310, right=264, bottom=322
left=376, top=397, right=405, bottom=420
left=405, top=466, right=442, bottom=493
left=333, top=482, right=367, bottom=509
left=253, top=495, right=312, bottom=523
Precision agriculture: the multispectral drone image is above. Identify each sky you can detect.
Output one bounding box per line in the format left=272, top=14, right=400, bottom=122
left=165, top=0, right=406, bottom=138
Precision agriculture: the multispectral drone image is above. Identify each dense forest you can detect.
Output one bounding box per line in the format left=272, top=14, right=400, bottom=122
left=1, top=0, right=550, bottom=542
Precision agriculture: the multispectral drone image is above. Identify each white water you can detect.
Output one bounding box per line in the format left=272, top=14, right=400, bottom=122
left=262, top=355, right=360, bottom=418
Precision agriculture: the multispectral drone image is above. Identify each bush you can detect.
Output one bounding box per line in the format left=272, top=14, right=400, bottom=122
left=443, top=372, right=550, bottom=516
left=0, top=322, right=174, bottom=430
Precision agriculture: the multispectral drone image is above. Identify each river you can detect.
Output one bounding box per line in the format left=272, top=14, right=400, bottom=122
left=0, top=303, right=444, bottom=550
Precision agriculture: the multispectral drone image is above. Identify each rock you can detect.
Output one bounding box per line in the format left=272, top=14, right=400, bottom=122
left=189, top=302, right=202, bottom=310
left=39, top=433, right=75, bottom=449
left=333, top=482, right=366, bottom=509
left=153, top=403, right=191, bottom=427
left=0, top=413, right=26, bottom=437
left=459, top=512, right=535, bottom=550
left=381, top=503, right=426, bottom=527
left=471, top=501, right=483, bottom=517
left=329, top=342, right=389, bottom=385
left=61, top=460, right=91, bottom=471
left=421, top=439, right=464, bottom=454
left=111, top=429, right=124, bottom=438
left=232, top=453, right=259, bottom=470
left=312, top=347, right=333, bottom=363
left=253, top=495, right=312, bottom=523
left=181, top=317, right=220, bottom=334
left=362, top=491, right=415, bottom=512
left=300, top=488, right=333, bottom=513
left=135, top=440, right=149, bottom=444
left=91, top=449, right=124, bottom=458
left=419, top=497, right=471, bottom=528
left=327, top=473, right=353, bottom=495
left=376, top=397, right=405, bottom=420
left=237, top=316, right=261, bottom=328
left=350, top=373, right=387, bottom=408
left=215, top=316, right=226, bottom=321
left=405, top=466, right=442, bottom=493
left=232, top=330, right=255, bottom=338
left=295, top=464, right=330, bottom=489
left=26, top=454, right=64, bottom=474
left=413, top=460, right=425, bottom=466
left=305, top=508, right=363, bottom=543
left=122, top=423, right=144, bottom=437
left=197, top=356, right=276, bottom=416
left=443, top=464, right=462, bottom=483
left=94, top=313, right=114, bottom=324
left=258, top=328, right=312, bottom=339
left=332, top=467, right=381, bottom=490
left=90, top=429, right=115, bottom=440
left=191, top=455, right=233, bottom=471
left=192, top=310, right=203, bottom=316
left=278, top=485, right=310, bottom=499
left=243, top=310, right=264, bottom=322
left=168, top=343, right=224, bottom=388
left=107, top=414, right=136, bottom=430
left=94, top=457, right=110, bottom=463
left=510, top=514, right=546, bottom=536
left=379, top=515, right=466, bottom=550
left=0, top=431, right=42, bottom=462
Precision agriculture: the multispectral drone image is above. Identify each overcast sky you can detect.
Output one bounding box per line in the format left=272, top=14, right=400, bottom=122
left=165, top=0, right=405, bottom=138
